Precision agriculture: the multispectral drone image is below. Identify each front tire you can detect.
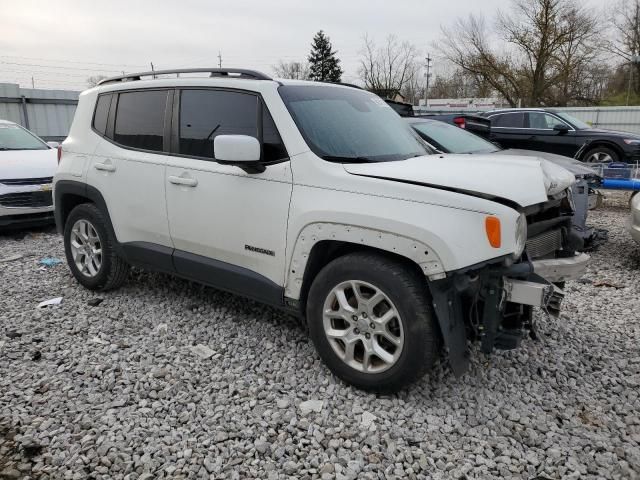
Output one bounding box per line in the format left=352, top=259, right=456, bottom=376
left=306, top=252, right=440, bottom=392
left=63, top=203, right=129, bottom=291
left=583, top=146, right=618, bottom=163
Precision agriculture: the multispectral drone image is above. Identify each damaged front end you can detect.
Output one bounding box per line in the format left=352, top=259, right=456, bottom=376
left=430, top=189, right=590, bottom=377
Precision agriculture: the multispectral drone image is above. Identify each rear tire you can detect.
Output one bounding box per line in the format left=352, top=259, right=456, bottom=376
left=306, top=252, right=440, bottom=392
left=63, top=203, right=129, bottom=291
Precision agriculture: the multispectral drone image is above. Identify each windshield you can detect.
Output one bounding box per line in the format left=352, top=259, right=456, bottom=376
left=410, top=120, right=499, bottom=154
left=278, top=85, right=431, bottom=162
left=555, top=112, right=590, bottom=130
left=0, top=125, right=48, bottom=151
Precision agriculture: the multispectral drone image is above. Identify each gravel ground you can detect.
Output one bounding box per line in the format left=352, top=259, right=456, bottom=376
left=1, top=193, right=639, bottom=480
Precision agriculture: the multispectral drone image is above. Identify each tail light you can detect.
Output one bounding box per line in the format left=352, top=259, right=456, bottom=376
left=453, top=117, right=466, bottom=129
left=57, top=145, right=62, bottom=164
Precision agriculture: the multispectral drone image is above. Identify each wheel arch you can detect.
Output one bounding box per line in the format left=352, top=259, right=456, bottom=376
left=285, top=222, right=447, bottom=308
left=579, top=140, right=624, bottom=162
left=54, top=180, right=120, bottom=253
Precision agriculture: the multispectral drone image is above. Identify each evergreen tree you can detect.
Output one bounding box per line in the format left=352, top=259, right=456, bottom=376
left=308, top=30, right=343, bottom=82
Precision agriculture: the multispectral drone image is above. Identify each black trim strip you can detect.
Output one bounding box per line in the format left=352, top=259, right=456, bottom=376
left=121, top=242, right=174, bottom=272
left=173, top=249, right=284, bottom=306
left=350, top=173, right=523, bottom=210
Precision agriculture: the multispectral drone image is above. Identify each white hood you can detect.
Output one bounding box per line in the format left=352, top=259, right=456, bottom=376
left=0, top=148, right=57, bottom=180
left=343, top=153, right=576, bottom=207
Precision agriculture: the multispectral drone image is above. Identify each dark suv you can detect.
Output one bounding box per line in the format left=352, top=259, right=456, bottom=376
left=483, top=108, right=640, bottom=164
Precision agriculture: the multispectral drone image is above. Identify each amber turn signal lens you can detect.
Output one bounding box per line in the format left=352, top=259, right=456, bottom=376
left=485, top=216, right=501, bottom=248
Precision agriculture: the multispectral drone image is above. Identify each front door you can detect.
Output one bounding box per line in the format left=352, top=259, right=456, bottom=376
left=165, top=88, right=292, bottom=304
left=525, top=112, right=578, bottom=157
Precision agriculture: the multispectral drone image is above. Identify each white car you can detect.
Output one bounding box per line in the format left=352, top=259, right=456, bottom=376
left=0, top=120, right=57, bottom=228
left=53, top=68, right=588, bottom=391
left=630, top=192, right=640, bottom=244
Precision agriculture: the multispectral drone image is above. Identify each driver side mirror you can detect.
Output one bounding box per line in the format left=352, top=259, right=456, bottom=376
left=553, top=124, right=570, bottom=134
left=214, top=135, right=265, bottom=173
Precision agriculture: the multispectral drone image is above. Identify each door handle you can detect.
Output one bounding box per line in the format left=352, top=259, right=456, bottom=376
left=94, top=162, right=116, bottom=172
left=168, top=175, right=198, bottom=187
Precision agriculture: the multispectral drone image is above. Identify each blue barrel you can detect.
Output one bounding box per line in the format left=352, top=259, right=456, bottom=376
left=601, top=178, right=640, bottom=191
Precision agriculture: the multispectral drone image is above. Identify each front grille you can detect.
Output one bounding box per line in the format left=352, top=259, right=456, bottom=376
left=0, top=191, right=53, bottom=208
left=0, top=177, right=53, bottom=186
left=526, top=228, right=563, bottom=259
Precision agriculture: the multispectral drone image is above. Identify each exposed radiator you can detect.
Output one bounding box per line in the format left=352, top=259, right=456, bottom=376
left=526, top=228, right=563, bottom=259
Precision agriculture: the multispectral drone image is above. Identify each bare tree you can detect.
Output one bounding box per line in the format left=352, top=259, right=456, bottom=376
left=358, top=35, right=420, bottom=98
left=86, top=75, right=108, bottom=87
left=608, top=0, right=640, bottom=62
left=437, top=0, right=601, bottom=106
left=272, top=60, right=311, bottom=80
left=428, top=68, right=496, bottom=99
left=608, top=0, right=640, bottom=97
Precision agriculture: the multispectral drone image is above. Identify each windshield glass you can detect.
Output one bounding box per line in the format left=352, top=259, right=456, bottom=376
left=410, top=120, right=499, bottom=154
left=555, top=112, right=590, bottom=130
left=278, top=85, right=431, bottom=162
left=0, top=125, right=48, bottom=150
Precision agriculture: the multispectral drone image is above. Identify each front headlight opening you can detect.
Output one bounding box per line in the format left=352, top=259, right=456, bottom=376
left=515, top=214, right=527, bottom=257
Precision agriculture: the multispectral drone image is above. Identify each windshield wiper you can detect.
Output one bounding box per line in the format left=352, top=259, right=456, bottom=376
left=321, top=155, right=372, bottom=163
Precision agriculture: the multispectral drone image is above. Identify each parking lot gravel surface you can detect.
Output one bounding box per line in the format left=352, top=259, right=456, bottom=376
left=1, top=194, right=639, bottom=480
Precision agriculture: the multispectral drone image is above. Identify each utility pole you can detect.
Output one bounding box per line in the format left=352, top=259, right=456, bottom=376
left=218, top=52, right=223, bottom=68
left=150, top=62, right=156, bottom=79
left=423, top=55, right=432, bottom=107
left=31, top=76, right=35, bottom=89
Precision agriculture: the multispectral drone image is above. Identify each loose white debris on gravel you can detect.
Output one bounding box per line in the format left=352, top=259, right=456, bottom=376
left=1, top=192, right=639, bottom=479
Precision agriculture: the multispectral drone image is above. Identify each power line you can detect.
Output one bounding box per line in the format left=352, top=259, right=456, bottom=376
left=0, top=60, right=129, bottom=74
left=0, top=54, right=146, bottom=69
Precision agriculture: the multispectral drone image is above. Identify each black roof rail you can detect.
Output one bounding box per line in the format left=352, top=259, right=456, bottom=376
left=97, top=68, right=272, bottom=85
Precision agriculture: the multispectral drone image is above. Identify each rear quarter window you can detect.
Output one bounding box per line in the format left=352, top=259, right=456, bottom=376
left=113, top=90, right=169, bottom=152
left=92, top=94, right=111, bottom=135
left=491, top=112, right=525, bottom=128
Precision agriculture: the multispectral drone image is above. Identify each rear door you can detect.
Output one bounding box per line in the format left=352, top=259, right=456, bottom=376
left=164, top=88, right=292, bottom=303
left=488, top=112, right=527, bottom=149
left=88, top=89, right=173, bottom=264
left=525, top=112, right=579, bottom=157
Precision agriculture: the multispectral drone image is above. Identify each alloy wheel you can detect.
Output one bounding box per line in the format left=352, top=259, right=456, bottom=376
left=322, top=280, right=404, bottom=373
left=69, top=219, right=103, bottom=277
left=586, top=151, right=613, bottom=163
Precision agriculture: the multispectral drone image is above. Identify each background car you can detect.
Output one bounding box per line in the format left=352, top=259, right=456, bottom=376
left=482, top=108, right=640, bottom=164
left=630, top=192, right=640, bottom=245
left=0, top=119, right=58, bottom=229
left=384, top=99, right=491, bottom=139
left=406, top=117, right=601, bottom=244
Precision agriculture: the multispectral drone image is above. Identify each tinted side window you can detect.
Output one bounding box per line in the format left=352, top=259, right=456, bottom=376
left=179, top=90, right=258, bottom=158
left=93, top=94, right=111, bottom=135
left=528, top=112, right=569, bottom=129
left=114, top=90, right=168, bottom=152
left=262, top=107, right=288, bottom=162
left=491, top=112, right=525, bottom=128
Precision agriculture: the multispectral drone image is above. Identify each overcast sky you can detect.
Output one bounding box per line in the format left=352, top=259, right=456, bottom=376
left=0, top=0, right=604, bottom=91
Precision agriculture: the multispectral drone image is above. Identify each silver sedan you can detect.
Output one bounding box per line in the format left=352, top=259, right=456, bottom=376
left=630, top=192, right=640, bottom=245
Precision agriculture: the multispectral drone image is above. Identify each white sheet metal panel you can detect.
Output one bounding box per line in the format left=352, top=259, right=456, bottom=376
left=554, top=107, right=640, bottom=135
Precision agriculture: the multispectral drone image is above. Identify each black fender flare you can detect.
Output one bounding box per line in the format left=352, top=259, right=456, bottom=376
left=54, top=180, right=123, bottom=255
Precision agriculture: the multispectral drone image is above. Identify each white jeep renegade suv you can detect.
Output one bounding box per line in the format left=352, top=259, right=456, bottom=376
left=54, top=68, right=589, bottom=391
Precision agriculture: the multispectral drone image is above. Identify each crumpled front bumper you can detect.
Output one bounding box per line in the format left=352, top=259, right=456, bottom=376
left=503, top=253, right=589, bottom=309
